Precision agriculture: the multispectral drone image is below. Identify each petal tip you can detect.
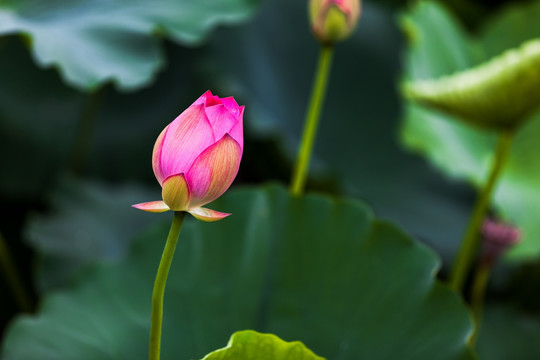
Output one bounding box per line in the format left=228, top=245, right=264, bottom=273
left=132, top=201, right=170, bottom=213
left=188, top=207, right=231, bottom=222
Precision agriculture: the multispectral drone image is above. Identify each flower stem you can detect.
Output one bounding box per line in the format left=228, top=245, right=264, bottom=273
left=449, top=130, right=514, bottom=292
left=290, top=45, right=334, bottom=196
left=0, top=231, right=32, bottom=312
left=468, top=261, right=491, bottom=347
left=149, top=211, right=186, bottom=360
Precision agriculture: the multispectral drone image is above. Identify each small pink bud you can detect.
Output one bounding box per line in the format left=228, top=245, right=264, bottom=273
left=309, top=0, right=361, bottom=45
left=481, top=219, right=521, bottom=266
left=133, top=91, right=244, bottom=221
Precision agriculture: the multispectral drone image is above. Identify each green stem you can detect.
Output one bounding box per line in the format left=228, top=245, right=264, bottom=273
left=0, top=232, right=32, bottom=312
left=449, top=130, right=514, bottom=292
left=149, top=211, right=186, bottom=360
left=290, top=45, right=334, bottom=196
left=70, top=86, right=106, bottom=175
left=468, top=261, right=491, bottom=347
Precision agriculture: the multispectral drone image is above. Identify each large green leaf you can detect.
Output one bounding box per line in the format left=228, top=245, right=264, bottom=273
left=400, top=1, right=540, bottom=259
left=207, top=0, right=476, bottom=264
left=2, top=185, right=474, bottom=360
left=0, top=0, right=260, bottom=91
left=201, top=330, right=325, bottom=360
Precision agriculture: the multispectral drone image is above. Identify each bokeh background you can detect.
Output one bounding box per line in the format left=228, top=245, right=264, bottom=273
left=1, top=0, right=540, bottom=358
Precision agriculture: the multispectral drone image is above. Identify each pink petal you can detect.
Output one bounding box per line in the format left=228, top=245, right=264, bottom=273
left=205, top=104, right=239, bottom=141
left=206, top=95, right=223, bottom=106
left=192, top=91, right=224, bottom=107
left=159, top=104, right=215, bottom=180
left=220, top=97, right=239, bottom=112
left=152, top=125, right=168, bottom=185
left=192, top=90, right=213, bottom=106
left=228, top=107, right=244, bottom=149
left=188, top=207, right=231, bottom=222
left=132, top=201, right=170, bottom=213
left=238, top=104, right=245, bottom=119
left=186, top=134, right=242, bottom=209
left=162, top=173, right=192, bottom=211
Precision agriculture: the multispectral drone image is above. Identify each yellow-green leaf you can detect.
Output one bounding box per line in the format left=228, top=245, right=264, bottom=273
left=201, top=330, right=325, bottom=360
left=404, top=39, right=540, bottom=130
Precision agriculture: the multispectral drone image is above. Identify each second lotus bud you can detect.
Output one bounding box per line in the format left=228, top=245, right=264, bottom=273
left=481, top=219, right=521, bottom=266
left=309, top=0, right=361, bottom=45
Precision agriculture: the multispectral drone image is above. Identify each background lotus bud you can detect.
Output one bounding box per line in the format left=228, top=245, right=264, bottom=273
left=309, top=0, right=361, bottom=45
left=133, top=90, right=244, bottom=222
left=481, top=218, right=521, bottom=266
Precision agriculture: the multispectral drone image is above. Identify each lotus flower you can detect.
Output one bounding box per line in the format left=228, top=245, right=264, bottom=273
left=133, top=90, right=244, bottom=222
left=309, top=0, right=361, bottom=44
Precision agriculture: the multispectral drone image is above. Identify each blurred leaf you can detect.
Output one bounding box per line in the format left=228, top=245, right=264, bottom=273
left=404, top=39, right=540, bottom=130
left=25, top=177, right=160, bottom=291
left=477, top=303, right=540, bottom=359
left=0, top=36, right=212, bottom=199
left=207, top=0, right=475, bottom=263
left=201, top=330, right=325, bottom=360
left=480, top=1, right=540, bottom=57
left=0, top=37, right=82, bottom=200
left=3, top=185, right=474, bottom=360
left=0, top=0, right=260, bottom=91
left=400, top=1, right=540, bottom=259
left=400, top=1, right=479, bottom=78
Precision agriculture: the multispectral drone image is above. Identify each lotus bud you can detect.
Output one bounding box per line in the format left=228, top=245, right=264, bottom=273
left=481, top=218, right=521, bottom=266
left=309, top=0, right=361, bottom=45
left=133, top=91, right=244, bottom=222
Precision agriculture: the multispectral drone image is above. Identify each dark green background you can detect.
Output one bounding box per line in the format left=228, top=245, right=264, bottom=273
left=1, top=0, right=539, bottom=358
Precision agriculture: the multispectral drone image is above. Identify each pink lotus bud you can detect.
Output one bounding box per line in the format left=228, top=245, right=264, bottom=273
left=481, top=219, right=521, bottom=266
left=133, top=91, right=244, bottom=222
left=309, top=0, right=361, bottom=45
